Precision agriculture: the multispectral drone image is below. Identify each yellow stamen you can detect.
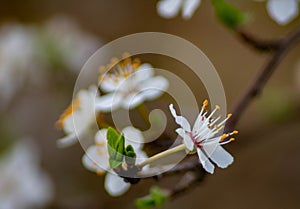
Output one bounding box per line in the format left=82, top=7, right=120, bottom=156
left=227, top=113, right=232, bottom=118
left=229, top=138, right=235, bottom=142
left=215, top=105, right=220, bottom=110
left=96, top=170, right=105, bottom=176
left=56, top=98, right=80, bottom=129
left=220, top=134, right=227, bottom=142
left=233, top=130, right=239, bottom=134
left=132, top=58, right=141, bottom=70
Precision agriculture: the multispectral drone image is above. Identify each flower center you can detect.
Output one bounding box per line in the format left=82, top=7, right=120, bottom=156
left=189, top=132, right=202, bottom=149
left=56, top=97, right=80, bottom=129
left=98, top=53, right=141, bottom=84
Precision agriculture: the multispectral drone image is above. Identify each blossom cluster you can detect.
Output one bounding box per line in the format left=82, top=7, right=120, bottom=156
left=57, top=54, right=169, bottom=196
left=57, top=54, right=238, bottom=196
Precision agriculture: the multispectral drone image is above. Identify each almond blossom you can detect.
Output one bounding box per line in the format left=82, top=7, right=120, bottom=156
left=157, top=0, right=201, bottom=19
left=82, top=127, right=147, bottom=196
left=56, top=86, right=99, bottom=148
left=96, top=56, right=169, bottom=112
left=169, top=100, right=237, bottom=174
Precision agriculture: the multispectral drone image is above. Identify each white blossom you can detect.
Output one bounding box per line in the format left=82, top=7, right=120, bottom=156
left=157, top=0, right=201, bottom=19
left=169, top=100, right=237, bottom=174
left=0, top=140, right=53, bottom=209
left=40, top=16, right=101, bottom=71
left=0, top=24, right=38, bottom=107
left=96, top=56, right=169, bottom=112
left=56, top=86, right=99, bottom=148
left=82, top=127, right=147, bottom=196
left=255, top=0, right=299, bottom=25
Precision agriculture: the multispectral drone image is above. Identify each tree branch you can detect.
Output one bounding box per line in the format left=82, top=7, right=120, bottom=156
left=141, top=24, right=300, bottom=201
left=236, top=28, right=281, bottom=52
left=225, top=24, right=300, bottom=132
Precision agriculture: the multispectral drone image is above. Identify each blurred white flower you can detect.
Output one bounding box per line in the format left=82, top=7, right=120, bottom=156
left=96, top=56, right=169, bottom=112
left=40, top=16, right=101, bottom=71
left=82, top=127, right=147, bottom=196
left=0, top=140, right=53, bottom=209
left=157, top=0, right=201, bottom=19
left=56, top=86, right=99, bottom=148
left=169, top=100, right=237, bottom=174
left=0, top=17, right=102, bottom=109
left=255, top=0, right=299, bottom=25
left=0, top=24, right=39, bottom=106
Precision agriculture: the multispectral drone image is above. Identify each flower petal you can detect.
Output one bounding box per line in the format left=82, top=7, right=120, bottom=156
left=121, top=92, right=145, bottom=110
left=138, top=76, right=169, bottom=100
left=169, top=104, right=191, bottom=132
left=202, top=138, right=234, bottom=168
left=57, top=133, right=77, bottom=148
left=176, top=128, right=194, bottom=151
left=197, top=148, right=215, bottom=174
left=209, top=145, right=234, bottom=169
left=82, top=145, right=109, bottom=172
left=133, top=63, right=154, bottom=83
left=100, top=77, right=124, bottom=93
left=267, top=0, right=298, bottom=25
left=157, top=0, right=182, bottom=19
left=104, top=172, right=131, bottom=196
left=95, top=93, right=122, bottom=112
left=123, top=126, right=145, bottom=150
left=95, top=129, right=108, bottom=145
left=182, top=0, right=201, bottom=19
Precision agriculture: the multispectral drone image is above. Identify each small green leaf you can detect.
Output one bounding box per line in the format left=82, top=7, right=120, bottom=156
left=211, top=0, right=247, bottom=29
left=125, top=145, right=136, bottom=157
left=107, top=127, right=125, bottom=169
left=125, top=145, right=136, bottom=166
left=135, top=186, right=169, bottom=209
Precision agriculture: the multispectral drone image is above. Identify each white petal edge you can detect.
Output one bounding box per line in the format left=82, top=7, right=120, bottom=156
left=104, top=172, right=131, bottom=196
left=208, top=145, right=234, bottom=169
left=138, top=76, right=169, bottom=100
left=95, top=93, right=122, bottom=112
left=121, top=92, right=145, bottom=110
left=197, top=148, right=215, bottom=174
left=169, top=104, right=191, bottom=132
left=133, top=63, right=154, bottom=83
left=157, top=0, right=182, bottom=19
left=182, top=0, right=201, bottom=19
left=57, top=133, right=77, bottom=148
left=267, top=0, right=299, bottom=25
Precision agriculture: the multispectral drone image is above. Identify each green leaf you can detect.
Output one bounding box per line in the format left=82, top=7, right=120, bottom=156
left=211, top=0, right=247, bottom=29
left=107, top=127, right=125, bottom=169
left=125, top=145, right=136, bottom=157
left=124, top=145, right=136, bottom=166
left=135, top=186, right=169, bottom=209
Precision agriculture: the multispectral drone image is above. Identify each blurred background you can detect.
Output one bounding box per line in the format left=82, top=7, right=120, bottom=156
left=0, top=0, right=300, bottom=209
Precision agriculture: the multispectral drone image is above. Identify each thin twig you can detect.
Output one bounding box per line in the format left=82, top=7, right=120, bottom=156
left=236, top=28, right=281, bottom=52
left=226, top=24, right=300, bottom=132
